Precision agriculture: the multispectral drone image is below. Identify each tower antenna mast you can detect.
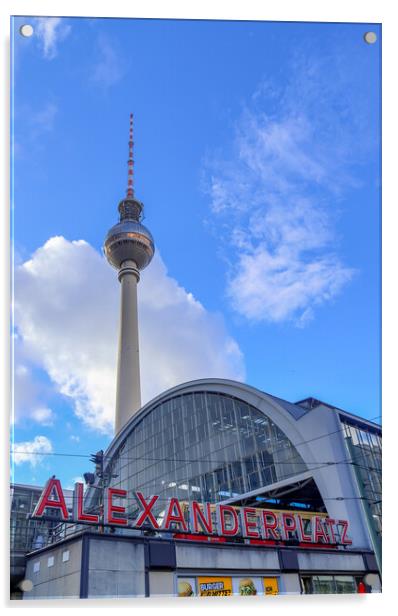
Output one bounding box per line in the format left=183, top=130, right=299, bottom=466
left=127, top=112, right=134, bottom=198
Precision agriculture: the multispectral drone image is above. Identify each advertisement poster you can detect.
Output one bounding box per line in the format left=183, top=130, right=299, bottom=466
left=263, top=577, right=279, bottom=595
left=177, top=578, right=196, bottom=597
left=179, top=576, right=279, bottom=596
left=232, top=577, right=261, bottom=596
left=197, top=577, right=233, bottom=597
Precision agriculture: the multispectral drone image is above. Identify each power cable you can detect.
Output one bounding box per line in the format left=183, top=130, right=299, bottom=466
left=9, top=412, right=382, bottom=467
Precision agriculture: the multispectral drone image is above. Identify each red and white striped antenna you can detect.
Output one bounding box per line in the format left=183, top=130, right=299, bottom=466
left=127, top=112, right=134, bottom=198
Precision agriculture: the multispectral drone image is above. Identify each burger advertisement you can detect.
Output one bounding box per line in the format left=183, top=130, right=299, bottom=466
left=178, top=579, right=195, bottom=597
left=238, top=578, right=257, bottom=596
left=198, top=577, right=233, bottom=596
left=178, top=576, right=279, bottom=597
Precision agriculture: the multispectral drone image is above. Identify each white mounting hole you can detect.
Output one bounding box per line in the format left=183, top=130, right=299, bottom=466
left=20, top=24, right=34, bottom=38
left=364, top=31, right=377, bottom=44
left=19, top=579, right=33, bottom=592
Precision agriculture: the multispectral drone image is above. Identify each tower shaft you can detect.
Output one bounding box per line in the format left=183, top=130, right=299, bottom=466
left=104, top=114, right=155, bottom=435
left=115, top=261, right=141, bottom=434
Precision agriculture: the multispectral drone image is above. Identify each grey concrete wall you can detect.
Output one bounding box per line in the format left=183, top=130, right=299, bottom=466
left=279, top=573, right=301, bottom=594
left=23, top=532, right=374, bottom=600
left=149, top=571, right=175, bottom=596
left=23, top=540, right=82, bottom=599
left=297, top=551, right=365, bottom=572
left=87, top=538, right=146, bottom=598
left=176, top=543, right=279, bottom=571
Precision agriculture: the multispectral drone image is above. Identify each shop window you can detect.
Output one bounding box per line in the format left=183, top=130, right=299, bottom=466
left=312, top=576, right=336, bottom=594
left=334, top=576, right=357, bottom=594
left=301, top=575, right=357, bottom=594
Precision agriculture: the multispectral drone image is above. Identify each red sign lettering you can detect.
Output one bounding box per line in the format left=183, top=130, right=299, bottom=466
left=281, top=513, right=297, bottom=540
left=295, top=514, right=312, bottom=542
left=163, top=497, right=188, bottom=531
left=190, top=501, right=214, bottom=534
left=32, top=478, right=69, bottom=520
left=261, top=510, right=280, bottom=540
left=104, top=488, right=127, bottom=526
left=31, top=478, right=353, bottom=548
left=312, top=516, right=329, bottom=544
left=338, top=519, right=352, bottom=545
left=74, top=483, right=99, bottom=523
left=134, top=492, right=160, bottom=529
left=324, top=518, right=337, bottom=543
left=241, top=507, right=260, bottom=538
left=216, top=505, right=240, bottom=536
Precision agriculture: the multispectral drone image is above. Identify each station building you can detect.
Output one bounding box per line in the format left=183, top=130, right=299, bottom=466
left=22, top=378, right=381, bottom=598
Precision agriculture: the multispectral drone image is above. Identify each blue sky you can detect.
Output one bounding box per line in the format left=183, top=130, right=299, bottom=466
left=11, top=16, right=381, bottom=487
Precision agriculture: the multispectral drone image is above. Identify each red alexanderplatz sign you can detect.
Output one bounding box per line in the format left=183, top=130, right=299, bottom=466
left=32, top=477, right=352, bottom=546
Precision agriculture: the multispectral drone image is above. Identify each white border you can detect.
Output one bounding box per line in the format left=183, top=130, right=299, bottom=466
left=1, top=1, right=395, bottom=615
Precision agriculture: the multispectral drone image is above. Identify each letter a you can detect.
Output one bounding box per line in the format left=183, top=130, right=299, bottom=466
left=32, top=477, right=69, bottom=520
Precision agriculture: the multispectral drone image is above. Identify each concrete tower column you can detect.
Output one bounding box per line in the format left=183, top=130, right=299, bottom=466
left=115, top=260, right=141, bottom=434
left=104, top=114, right=155, bottom=435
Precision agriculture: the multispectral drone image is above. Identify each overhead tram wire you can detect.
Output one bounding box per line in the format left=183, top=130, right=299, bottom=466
left=9, top=411, right=382, bottom=467
left=92, top=410, right=383, bottom=466
left=11, top=423, right=382, bottom=476
left=10, top=413, right=382, bottom=493
left=20, top=491, right=382, bottom=505
left=20, top=458, right=382, bottom=507
left=9, top=454, right=381, bottom=499
left=9, top=449, right=381, bottom=473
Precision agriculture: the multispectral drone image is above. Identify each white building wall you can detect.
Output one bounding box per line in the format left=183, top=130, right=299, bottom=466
left=23, top=540, right=82, bottom=599
left=294, top=405, right=373, bottom=550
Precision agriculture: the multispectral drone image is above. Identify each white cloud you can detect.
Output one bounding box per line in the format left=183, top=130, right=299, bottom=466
left=227, top=246, right=353, bottom=325
left=30, top=407, right=55, bottom=426
left=34, top=17, right=71, bottom=60
left=12, top=341, right=55, bottom=426
left=91, top=35, right=124, bottom=88
left=12, top=435, right=53, bottom=468
left=205, top=50, right=371, bottom=325
left=14, top=236, right=245, bottom=435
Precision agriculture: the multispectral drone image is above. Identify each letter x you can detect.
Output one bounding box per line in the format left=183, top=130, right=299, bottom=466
left=134, top=492, right=159, bottom=528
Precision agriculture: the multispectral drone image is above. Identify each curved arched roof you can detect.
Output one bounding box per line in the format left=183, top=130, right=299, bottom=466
left=105, top=378, right=309, bottom=464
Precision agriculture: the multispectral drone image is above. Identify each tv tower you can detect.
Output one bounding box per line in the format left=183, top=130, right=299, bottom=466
left=104, top=114, right=155, bottom=434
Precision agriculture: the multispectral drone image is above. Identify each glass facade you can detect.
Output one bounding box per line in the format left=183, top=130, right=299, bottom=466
left=10, top=485, right=67, bottom=553
left=301, top=575, right=357, bottom=594
left=103, top=391, right=307, bottom=517
left=341, top=420, right=382, bottom=537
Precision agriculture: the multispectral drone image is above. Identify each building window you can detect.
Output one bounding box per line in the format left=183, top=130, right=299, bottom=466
left=342, top=421, right=382, bottom=536
left=33, top=561, right=40, bottom=573
left=301, top=575, right=357, bottom=594
left=62, top=550, right=70, bottom=562
left=47, top=556, right=54, bottom=567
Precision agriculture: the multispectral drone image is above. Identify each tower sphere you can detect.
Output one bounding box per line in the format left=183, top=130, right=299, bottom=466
left=104, top=214, right=155, bottom=271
